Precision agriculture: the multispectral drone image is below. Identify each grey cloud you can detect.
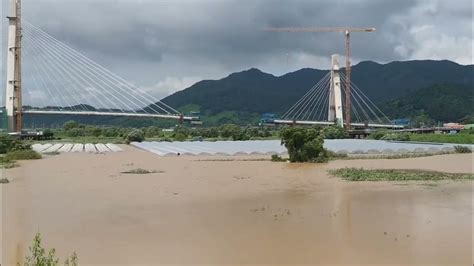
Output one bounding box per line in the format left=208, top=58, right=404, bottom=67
left=5, top=0, right=473, bottom=105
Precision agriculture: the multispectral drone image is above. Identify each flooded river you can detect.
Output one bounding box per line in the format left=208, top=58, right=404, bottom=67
left=1, top=147, right=472, bottom=265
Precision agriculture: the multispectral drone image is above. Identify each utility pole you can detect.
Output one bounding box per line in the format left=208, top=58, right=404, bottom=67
left=5, top=0, right=22, bottom=132
left=263, top=26, right=375, bottom=128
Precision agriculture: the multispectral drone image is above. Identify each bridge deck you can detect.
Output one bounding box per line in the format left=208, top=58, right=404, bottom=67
left=22, top=110, right=199, bottom=121
left=273, top=119, right=404, bottom=129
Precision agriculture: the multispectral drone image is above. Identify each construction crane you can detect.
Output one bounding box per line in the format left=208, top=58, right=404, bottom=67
left=264, top=27, right=376, bottom=128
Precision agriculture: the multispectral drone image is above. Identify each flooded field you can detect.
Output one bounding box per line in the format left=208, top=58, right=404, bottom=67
left=1, top=146, right=473, bottom=265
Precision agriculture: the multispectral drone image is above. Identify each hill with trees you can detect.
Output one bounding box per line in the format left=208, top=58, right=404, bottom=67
left=162, top=60, right=473, bottom=125
left=20, top=60, right=473, bottom=128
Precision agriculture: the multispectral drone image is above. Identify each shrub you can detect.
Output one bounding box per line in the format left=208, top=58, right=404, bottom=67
left=9, top=139, right=32, bottom=152
left=6, top=150, right=42, bottom=161
left=271, top=154, right=285, bottom=162
left=174, top=133, right=187, bottom=142
left=220, top=124, right=241, bottom=139
left=66, top=128, right=85, bottom=138
left=24, top=232, right=78, bottom=266
left=380, top=133, right=410, bottom=141
left=125, top=129, right=145, bottom=144
left=85, top=126, right=102, bottom=137
left=0, top=178, right=9, bottom=184
left=0, top=133, right=13, bottom=154
left=280, top=127, right=327, bottom=163
left=63, top=120, right=79, bottom=130
left=322, top=126, right=349, bottom=139
left=143, top=126, right=162, bottom=138
left=454, top=145, right=472, bottom=153
left=368, top=130, right=389, bottom=140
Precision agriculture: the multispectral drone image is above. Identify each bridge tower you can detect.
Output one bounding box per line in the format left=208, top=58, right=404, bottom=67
left=5, top=0, right=23, bottom=132
left=327, top=54, right=344, bottom=127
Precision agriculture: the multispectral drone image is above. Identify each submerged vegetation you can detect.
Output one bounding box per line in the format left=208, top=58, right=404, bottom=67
left=454, top=145, right=472, bottom=153
left=5, top=150, right=42, bottom=160
left=24, top=232, right=78, bottom=266
left=0, top=134, right=42, bottom=169
left=329, top=168, right=474, bottom=181
left=121, top=168, right=162, bottom=174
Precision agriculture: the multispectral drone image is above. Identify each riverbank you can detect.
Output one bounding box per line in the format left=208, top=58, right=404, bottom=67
left=1, top=148, right=472, bottom=265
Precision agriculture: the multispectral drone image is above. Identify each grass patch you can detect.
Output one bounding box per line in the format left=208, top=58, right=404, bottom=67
left=409, top=133, right=474, bottom=144
left=5, top=150, right=42, bottom=161
left=121, top=168, right=162, bottom=174
left=328, top=168, right=474, bottom=181
left=0, top=178, right=9, bottom=184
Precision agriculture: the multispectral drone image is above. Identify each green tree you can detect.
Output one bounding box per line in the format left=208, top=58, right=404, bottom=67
left=84, top=126, right=102, bottom=137
left=280, top=127, right=327, bottom=162
left=143, top=126, right=162, bottom=138
left=220, top=124, right=240, bottom=139
left=101, top=127, right=120, bottom=138
left=66, top=128, right=85, bottom=138
left=321, top=126, right=349, bottom=139
left=125, top=129, right=145, bottom=144
left=63, top=120, right=79, bottom=131
left=174, top=132, right=187, bottom=141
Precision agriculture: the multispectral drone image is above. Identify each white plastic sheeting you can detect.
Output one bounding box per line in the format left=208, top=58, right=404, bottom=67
left=31, top=143, right=123, bottom=154
left=132, top=139, right=468, bottom=157
left=132, top=140, right=287, bottom=156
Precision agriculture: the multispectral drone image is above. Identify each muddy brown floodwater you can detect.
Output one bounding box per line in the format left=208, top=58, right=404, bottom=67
left=1, top=146, right=473, bottom=265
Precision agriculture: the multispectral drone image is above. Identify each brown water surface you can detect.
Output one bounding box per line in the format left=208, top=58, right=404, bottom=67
left=1, top=147, right=473, bottom=265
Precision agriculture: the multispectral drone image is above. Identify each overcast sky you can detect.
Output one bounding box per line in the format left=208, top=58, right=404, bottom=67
left=2, top=0, right=473, bottom=104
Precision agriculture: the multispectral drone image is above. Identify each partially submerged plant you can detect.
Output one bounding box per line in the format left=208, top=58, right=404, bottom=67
left=24, top=232, right=78, bottom=266
left=121, top=168, right=162, bottom=174
left=454, top=145, right=472, bottom=153
left=328, top=168, right=474, bottom=181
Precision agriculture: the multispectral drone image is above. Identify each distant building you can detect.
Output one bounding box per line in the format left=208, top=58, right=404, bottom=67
left=443, top=123, right=465, bottom=129
left=392, top=118, right=410, bottom=126
left=261, top=113, right=277, bottom=124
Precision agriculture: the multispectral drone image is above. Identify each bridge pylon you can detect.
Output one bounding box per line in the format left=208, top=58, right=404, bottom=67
left=5, top=0, right=23, bottom=132
left=327, top=54, right=344, bottom=128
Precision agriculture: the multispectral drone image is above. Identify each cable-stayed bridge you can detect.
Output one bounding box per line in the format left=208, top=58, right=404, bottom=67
left=5, top=0, right=401, bottom=133
left=266, top=55, right=403, bottom=129
left=4, top=0, right=199, bottom=132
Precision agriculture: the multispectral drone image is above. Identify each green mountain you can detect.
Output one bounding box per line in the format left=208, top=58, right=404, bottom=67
left=22, top=60, right=473, bottom=128
left=383, top=83, right=473, bottom=123
left=162, top=60, right=473, bottom=125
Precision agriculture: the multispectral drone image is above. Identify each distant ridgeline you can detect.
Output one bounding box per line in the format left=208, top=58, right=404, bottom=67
left=21, top=60, right=474, bottom=128
left=162, top=60, right=473, bottom=126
